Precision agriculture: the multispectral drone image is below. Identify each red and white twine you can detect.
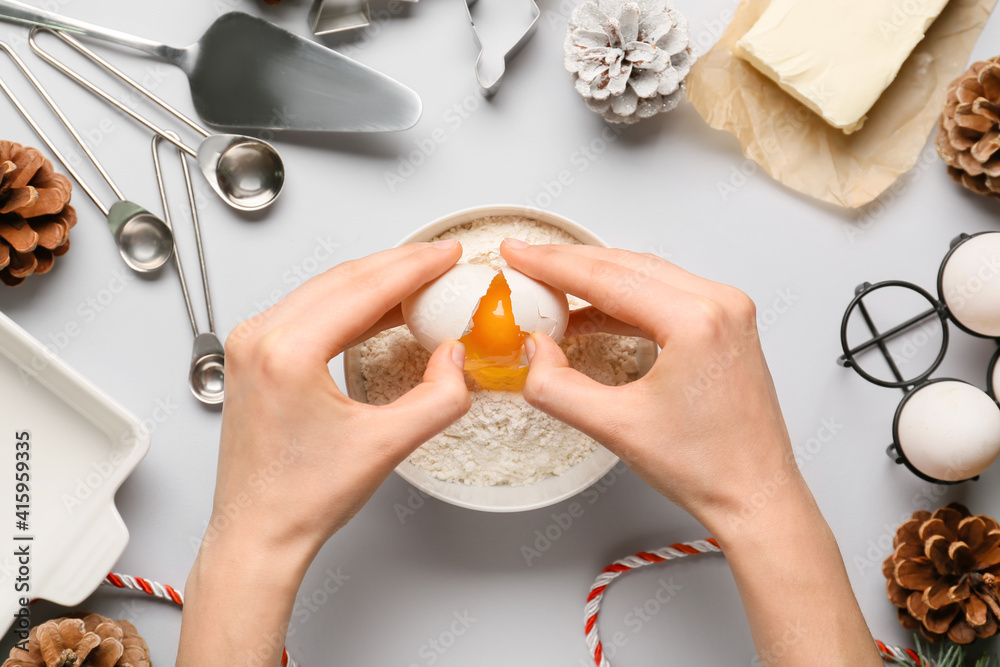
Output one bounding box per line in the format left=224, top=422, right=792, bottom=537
left=59, top=556, right=933, bottom=667
left=584, top=541, right=932, bottom=667
left=101, top=572, right=297, bottom=667
left=584, top=539, right=722, bottom=667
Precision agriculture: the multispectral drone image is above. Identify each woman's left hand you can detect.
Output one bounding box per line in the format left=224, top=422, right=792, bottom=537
left=179, top=240, right=470, bottom=666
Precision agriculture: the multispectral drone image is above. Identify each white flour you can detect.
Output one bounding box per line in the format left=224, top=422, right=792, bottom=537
left=360, top=216, right=641, bottom=486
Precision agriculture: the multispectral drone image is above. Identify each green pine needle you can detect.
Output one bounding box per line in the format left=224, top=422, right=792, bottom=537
left=886, top=637, right=998, bottom=667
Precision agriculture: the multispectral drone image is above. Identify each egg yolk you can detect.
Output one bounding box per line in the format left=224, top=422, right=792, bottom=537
left=460, top=272, right=529, bottom=391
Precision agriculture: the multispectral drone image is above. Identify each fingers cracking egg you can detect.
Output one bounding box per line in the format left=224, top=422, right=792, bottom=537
left=402, top=263, right=569, bottom=391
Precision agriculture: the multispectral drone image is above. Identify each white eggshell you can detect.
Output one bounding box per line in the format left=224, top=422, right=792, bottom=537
left=993, top=359, right=1000, bottom=400
left=941, top=233, right=1000, bottom=336
left=897, top=380, right=1000, bottom=482
left=402, top=263, right=497, bottom=352
left=501, top=268, right=570, bottom=342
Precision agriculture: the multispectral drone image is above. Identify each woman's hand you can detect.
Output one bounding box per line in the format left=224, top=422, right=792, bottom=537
left=501, top=240, right=881, bottom=667
left=501, top=240, right=793, bottom=532
left=179, top=241, right=470, bottom=667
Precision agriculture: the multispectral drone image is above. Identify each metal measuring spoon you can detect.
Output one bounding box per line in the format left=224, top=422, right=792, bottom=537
left=0, top=42, right=173, bottom=273
left=30, top=29, right=284, bottom=213
left=152, top=133, right=225, bottom=405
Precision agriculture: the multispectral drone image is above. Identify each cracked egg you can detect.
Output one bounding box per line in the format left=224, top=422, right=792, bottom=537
left=402, top=263, right=569, bottom=391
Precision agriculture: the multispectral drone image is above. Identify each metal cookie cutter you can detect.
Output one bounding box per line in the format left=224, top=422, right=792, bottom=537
left=464, top=0, right=540, bottom=97
left=310, top=0, right=418, bottom=35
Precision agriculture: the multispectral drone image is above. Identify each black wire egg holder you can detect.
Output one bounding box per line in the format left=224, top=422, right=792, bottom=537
left=838, top=232, right=1000, bottom=485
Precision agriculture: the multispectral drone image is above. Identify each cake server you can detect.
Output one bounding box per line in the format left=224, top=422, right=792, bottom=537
left=0, top=2, right=423, bottom=132
left=29, top=28, right=284, bottom=212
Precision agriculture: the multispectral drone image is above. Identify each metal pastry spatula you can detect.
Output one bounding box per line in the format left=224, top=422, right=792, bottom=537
left=0, top=1, right=422, bottom=132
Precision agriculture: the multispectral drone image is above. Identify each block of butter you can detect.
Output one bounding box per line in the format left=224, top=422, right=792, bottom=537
left=734, top=0, right=950, bottom=134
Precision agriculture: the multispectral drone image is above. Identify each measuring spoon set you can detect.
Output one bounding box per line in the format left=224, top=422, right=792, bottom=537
left=0, top=35, right=263, bottom=404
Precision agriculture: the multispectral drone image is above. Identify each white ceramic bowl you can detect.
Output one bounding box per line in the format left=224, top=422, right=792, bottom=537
left=344, top=205, right=657, bottom=512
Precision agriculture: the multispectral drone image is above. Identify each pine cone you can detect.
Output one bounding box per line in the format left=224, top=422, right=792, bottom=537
left=2, top=613, right=151, bottom=667
left=564, top=0, right=695, bottom=124
left=883, top=503, right=1000, bottom=644
left=935, top=56, right=1000, bottom=198
left=0, top=141, right=76, bottom=287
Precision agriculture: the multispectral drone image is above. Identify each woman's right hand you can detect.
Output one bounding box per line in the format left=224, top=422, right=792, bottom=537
left=500, top=240, right=801, bottom=534
left=501, top=240, right=881, bottom=667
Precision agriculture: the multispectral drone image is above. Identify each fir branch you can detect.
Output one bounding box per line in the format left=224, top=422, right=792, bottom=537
left=884, top=637, right=998, bottom=667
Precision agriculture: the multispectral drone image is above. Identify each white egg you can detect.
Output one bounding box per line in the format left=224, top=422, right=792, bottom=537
left=402, top=264, right=570, bottom=353
left=940, top=232, right=1000, bottom=336
left=501, top=267, right=569, bottom=341
left=993, top=355, right=1000, bottom=400
left=896, top=380, right=1000, bottom=482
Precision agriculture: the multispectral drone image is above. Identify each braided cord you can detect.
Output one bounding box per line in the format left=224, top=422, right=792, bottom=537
left=102, top=572, right=297, bottom=667
left=584, top=540, right=930, bottom=667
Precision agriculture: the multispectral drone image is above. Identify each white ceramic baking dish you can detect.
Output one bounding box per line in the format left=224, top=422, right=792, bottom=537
left=0, top=311, right=149, bottom=633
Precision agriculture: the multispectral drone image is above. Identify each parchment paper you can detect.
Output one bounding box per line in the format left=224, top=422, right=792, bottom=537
left=687, top=0, right=997, bottom=208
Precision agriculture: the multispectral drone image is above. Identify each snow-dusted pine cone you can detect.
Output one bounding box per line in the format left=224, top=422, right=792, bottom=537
left=564, top=0, right=695, bottom=124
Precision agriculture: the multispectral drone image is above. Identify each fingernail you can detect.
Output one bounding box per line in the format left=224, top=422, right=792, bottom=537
left=503, top=238, right=528, bottom=249
left=451, top=341, right=466, bottom=368
left=433, top=239, right=459, bottom=250
left=523, top=335, right=536, bottom=362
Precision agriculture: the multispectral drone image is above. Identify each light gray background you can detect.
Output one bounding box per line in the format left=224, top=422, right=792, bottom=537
left=3, top=0, right=1000, bottom=664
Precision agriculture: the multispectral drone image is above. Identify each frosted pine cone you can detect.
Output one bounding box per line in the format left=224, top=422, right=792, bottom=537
left=564, top=0, right=695, bottom=124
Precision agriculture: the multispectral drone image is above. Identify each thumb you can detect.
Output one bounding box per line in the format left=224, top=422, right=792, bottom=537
left=523, top=333, right=627, bottom=444
left=372, top=341, right=471, bottom=451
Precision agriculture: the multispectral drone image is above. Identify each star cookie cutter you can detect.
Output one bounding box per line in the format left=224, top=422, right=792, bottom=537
left=464, top=0, right=540, bottom=97
left=309, top=0, right=539, bottom=96
left=310, top=0, right=418, bottom=35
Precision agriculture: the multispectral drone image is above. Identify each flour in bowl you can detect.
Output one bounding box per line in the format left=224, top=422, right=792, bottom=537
left=359, top=216, right=642, bottom=486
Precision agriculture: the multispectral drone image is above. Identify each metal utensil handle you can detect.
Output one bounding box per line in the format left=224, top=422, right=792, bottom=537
left=0, top=42, right=108, bottom=215
left=48, top=29, right=209, bottom=138
left=0, top=0, right=183, bottom=62
left=29, top=29, right=198, bottom=157
left=178, top=140, right=215, bottom=333
left=0, top=40, right=124, bottom=201
left=152, top=135, right=199, bottom=338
